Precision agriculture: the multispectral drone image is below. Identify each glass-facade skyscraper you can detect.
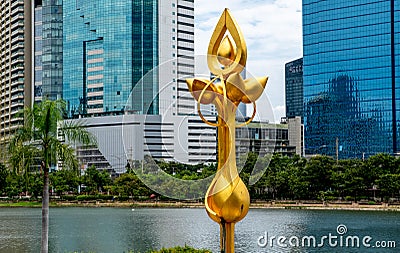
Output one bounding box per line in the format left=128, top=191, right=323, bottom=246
left=63, top=0, right=159, bottom=117
left=285, top=58, right=303, bottom=120
left=34, top=0, right=63, bottom=102
left=303, top=0, right=400, bottom=158
left=63, top=0, right=195, bottom=118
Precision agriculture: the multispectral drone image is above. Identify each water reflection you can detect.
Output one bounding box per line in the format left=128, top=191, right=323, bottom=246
left=305, top=74, right=391, bottom=158
left=0, top=208, right=399, bottom=253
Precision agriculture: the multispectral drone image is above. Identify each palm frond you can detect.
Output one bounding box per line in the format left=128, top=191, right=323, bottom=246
left=8, top=99, right=96, bottom=172
left=60, top=120, right=97, bottom=146
left=55, top=142, right=79, bottom=170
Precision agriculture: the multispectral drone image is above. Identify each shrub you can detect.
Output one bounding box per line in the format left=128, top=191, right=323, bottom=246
left=75, top=194, right=114, bottom=201
left=114, top=195, right=130, bottom=201
left=76, top=195, right=96, bottom=201
left=344, top=196, right=354, bottom=201
left=62, top=195, right=77, bottom=201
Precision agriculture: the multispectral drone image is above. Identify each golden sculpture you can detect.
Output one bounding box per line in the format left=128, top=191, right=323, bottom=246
left=186, top=9, right=268, bottom=253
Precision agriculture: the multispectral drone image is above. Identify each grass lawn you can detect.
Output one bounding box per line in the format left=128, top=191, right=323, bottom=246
left=0, top=201, right=42, bottom=207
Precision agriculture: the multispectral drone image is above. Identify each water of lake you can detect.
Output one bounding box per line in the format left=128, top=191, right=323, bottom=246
left=0, top=207, right=399, bottom=253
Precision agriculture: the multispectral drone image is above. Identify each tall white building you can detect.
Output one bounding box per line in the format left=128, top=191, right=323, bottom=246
left=0, top=0, right=33, bottom=161
left=159, top=0, right=196, bottom=117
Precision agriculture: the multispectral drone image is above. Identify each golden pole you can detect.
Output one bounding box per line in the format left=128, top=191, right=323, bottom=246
left=186, top=8, right=268, bottom=253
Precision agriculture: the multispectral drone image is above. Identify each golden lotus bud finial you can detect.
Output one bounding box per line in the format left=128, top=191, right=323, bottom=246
left=186, top=8, right=269, bottom=253
left=207, top=8, right=247, bottom=77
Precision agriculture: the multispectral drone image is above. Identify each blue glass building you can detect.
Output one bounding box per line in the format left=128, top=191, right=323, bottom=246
left=285, top=58, right=303, bottom=120
left=34, top=0, right=63, bottom=102
left=63, top=0, right=158, bottom=117
left=303, top=0, right=400, bottom=158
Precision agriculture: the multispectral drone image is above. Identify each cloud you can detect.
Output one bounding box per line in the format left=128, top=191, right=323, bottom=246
left=272, top=104, right=286, bottom=122
left=194, top=0, right=302, bottom=122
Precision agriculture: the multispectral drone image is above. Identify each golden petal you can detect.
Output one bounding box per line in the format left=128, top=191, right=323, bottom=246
left=207, top=8, right=247, bottom=76
left=186, top=78, right=216, bottom=104
left=226, top=72, right=246, bottom=102
left=186, top=78, right=196, bottom=93
left=241, top=77, right=268, bottom=103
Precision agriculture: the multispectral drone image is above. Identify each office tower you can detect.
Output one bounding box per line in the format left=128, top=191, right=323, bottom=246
left=235, top=121, right=297, bottom=158
left=285, top=58, right=303, bottom=120
left=0, top=0, right=33, bottom=160
left=303, top=0, right=400, bottom=158
left=34, top=2, right=43, bottom=101
left=288, top=116, right=304, bottom=156
left=34, top=0, right=63, bottom=102
left=63, top=0, right=195, bottom=118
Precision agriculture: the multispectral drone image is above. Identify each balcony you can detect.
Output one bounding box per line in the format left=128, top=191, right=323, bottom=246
left=11, top=27, right=22, bottom=37
left=11, top=6, right=23, bottom=16
left=10, top=43, right=20, bottom=53
left=10, top=13, right=23, bottom=23
left=11, top=57, right=24, bottom=65
left=11, top=21, right=23, bottom=31
left=11, top=0, right=23, bottom=9
left=11, top=35, right=24, bottom=45
left=11, top=49, right=24, bottom=60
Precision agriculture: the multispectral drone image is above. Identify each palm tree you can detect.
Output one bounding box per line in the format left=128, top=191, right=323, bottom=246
left=8, top=99, right=96, bottom=253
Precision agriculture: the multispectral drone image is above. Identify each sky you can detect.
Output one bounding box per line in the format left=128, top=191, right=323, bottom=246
left=194, top=0, right=302, bottom=122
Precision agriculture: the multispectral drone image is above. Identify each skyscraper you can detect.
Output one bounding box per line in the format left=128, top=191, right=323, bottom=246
left=34, top=0, right=63, bottom=102
left=63, top=0, right=195, bottom=118
left=303, top=0, right=400, bottom=158
left=0, top=0, right=33, bottom=160
left=285, top=58, right=303, bottom=120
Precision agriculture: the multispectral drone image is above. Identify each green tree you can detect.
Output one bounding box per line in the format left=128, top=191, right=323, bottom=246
left=8, top=99, right=95, bottom=253
left=363, top=153, right=397, bottom=189
left=112, top=172, right=151, bottom=199
left=0, top=163, right=8, bottom=195
left=28, top=173, right=44, bottom=198
left=5, top=173, right=23, bottom=198
left=262, top=154, right=301, bottom=200
left=376, top=174, right=400, bottom=201
left=82, top=165, right=111, bottom=194
left=50, top=169, right=79, bottom=195
left=303, top=155, right=334, bottom=199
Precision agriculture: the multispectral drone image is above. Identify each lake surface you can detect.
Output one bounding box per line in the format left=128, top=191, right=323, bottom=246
left=0, top=207, right=399, bottom=253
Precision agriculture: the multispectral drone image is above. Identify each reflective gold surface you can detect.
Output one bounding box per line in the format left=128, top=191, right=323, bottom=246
left=186, top=8, right=268, bottom=253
